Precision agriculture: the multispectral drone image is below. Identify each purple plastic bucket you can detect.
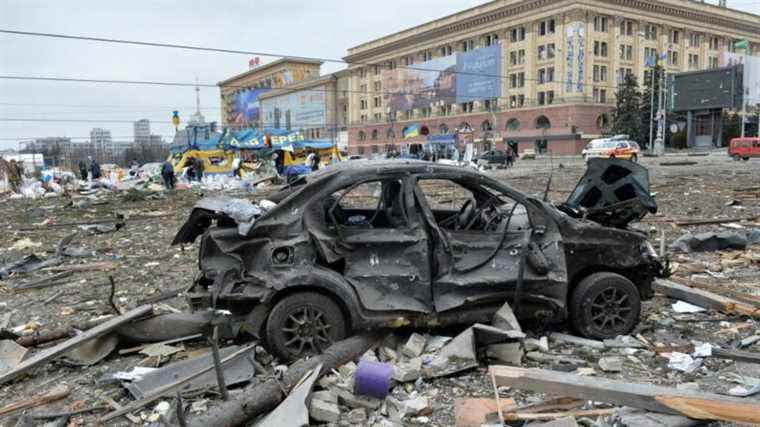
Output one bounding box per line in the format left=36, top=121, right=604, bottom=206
left=354, top=360, right=393, bottom=399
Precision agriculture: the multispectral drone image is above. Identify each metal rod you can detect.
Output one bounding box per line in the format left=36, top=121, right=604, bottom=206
left=175, top=391, right=187, bottom=427
left=208, top=326, right=230, bottom=401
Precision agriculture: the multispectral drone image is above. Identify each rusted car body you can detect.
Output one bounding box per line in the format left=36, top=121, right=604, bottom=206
left=174, top=159, right=665, bottom=360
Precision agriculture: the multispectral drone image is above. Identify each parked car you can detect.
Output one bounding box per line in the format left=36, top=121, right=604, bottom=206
left=477, top=150, right=508, bottom=164
left=582, top=136, right=640, bottom=162
left=174, top=159, right=666, bottom=361
left=521, top=148, right=537, bottom=160
left=728, top=137, right=760, bottom=161
left=346, top=155, right=368, bottom=161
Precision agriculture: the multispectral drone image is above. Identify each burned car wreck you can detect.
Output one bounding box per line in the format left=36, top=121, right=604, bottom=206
left=174, top=159, right=666, bottom=361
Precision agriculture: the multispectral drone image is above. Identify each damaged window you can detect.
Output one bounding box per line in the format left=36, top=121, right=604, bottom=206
left=326, top=179, right=408, bottom=229
left=416, top=179, right=528, bottom=233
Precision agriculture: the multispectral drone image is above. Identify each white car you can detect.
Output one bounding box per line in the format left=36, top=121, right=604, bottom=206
left=582, top=136, right=640, bottom=162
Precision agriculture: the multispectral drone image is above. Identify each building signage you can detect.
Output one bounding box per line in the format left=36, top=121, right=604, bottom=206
left=566, top=25, right=575, bottom=93
left=576, top=23, right=585, bottom=93
left=261, top=88, right=327, bottom=130
left=382, top=44, right=501, bottom=112
left=724, top=52, right=760, bottom=107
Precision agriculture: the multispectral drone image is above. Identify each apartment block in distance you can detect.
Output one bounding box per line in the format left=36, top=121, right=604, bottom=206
left=342, top=0, right=760, bottom=155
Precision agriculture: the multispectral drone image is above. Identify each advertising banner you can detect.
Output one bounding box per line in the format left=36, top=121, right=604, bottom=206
left=382, top=55, right=456, bottom=111
left=261, top=88, right=327, bottom=130
left=232, top=88, right=271, bottom=127
left=456, top=44, right=501, bottom=103
left=382, top=44, right=501, bottom=112
left=724, top=52, right=760, bottom=107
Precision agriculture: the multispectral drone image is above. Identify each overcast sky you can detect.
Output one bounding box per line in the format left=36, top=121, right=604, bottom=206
left=1, top=0, right=759, bottom=150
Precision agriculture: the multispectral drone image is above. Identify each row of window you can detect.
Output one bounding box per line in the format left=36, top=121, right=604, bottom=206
left=356, top=116, right=548, bottom=142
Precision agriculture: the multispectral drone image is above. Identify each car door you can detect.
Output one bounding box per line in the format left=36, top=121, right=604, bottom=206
left=413, top=176, right=567, bottom=314
left=327, top=177, right=433, bottom=313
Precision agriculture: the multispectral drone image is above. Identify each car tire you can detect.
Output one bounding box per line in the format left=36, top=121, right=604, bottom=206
left=570, top=272, right=640, bottom=340
left=743, top=157, right=750, bottom=162
left=732, top=154, right=741, bottom=161
left=266, top=292, right=348, bottom=362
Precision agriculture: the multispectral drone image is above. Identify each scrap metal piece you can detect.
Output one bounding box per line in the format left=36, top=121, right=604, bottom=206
left=563, top=158, right=657, bottom=228
left=0, top=339, right=28, bottom=374
left=62, top=333, right=120, bottom=366
left=125, top=345, right=257, bottom=399
left=116, top=311, right=215, bottom=344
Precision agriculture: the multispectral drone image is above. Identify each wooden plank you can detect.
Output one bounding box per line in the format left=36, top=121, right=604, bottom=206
left=44, top=261, right=118, bottom=273
left=712, top=347, right=760, bottom=364
left=0, top=305, right=152, bottom=385
left=0, top=384, right=70, bottom=416
left=503, top=408, right=616, bottom=421
left=489, top=366, right=760, bottom=424
left=654, top=279, right=760, bottom=319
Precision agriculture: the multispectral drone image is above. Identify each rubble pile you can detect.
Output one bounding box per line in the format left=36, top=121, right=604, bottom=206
left=0, top=156, right=758, bottom=426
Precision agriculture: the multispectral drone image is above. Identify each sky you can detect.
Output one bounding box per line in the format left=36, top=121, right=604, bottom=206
left=1, top=0, right=759, bottom=150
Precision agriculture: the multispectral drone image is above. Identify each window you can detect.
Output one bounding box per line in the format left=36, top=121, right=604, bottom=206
left=460, top=102, right=474, bottom=113
left=509, top=72, right=525, bottom=88
left=359, top=68, right=367, bottom=78
left=511, top=49, right=526, bottom=65
left=547, top=43, right=555, bottom=59
left=327, top=180, right=407, bottom=229
left=670, top=30, right=680, bottom=44
left=360, top=114, right=368, bottom=123
left=510, top=26, right=526, bottom=42
left=440, top=45, right=453, bottom=56
left=644, top=24, right=657, bottom=40
left=371, top=129, right=378, bottom=140
left=374, top=65, right=381, bottom=75
left=360, top=84, right=368, bottom=93
left=619, top=20, right=633, bottom=36
left=462, top=39, right=475, bottom=52
left=509, top=95, right=525, bottom=108
left=358, top=131, right=366, bottom=141
left=360, top=99, right=368, bottom=110
left=594, top=41, right=608, bottom=57
left=421, top=50, right=433, bottom=62
left=403, top=56, right=414, bottom=66
left=619, top=44, right=633, bottom=61
left=510, top=51, right=517, bottom=65
left=439, top=123, right=449, bottom=134
left=689, top=33, right=700, bottom=48
left=538, top=92, right=546, bottom=105
left=645, top=47, right=658, bottom=63
left=538, top=67, right=554, bottom=84
left=669, top=51, right=679, bottom=66
left=617, top=67, right=633, bottom=83
left=709, top=36, right=719, bottom=50
left=506, top=118, right=521, bottom=131
left=484, top=33, right=500, bottom=46
left=518, top=50, right=525, bottom=64
left=593, top=65, right=607, bottom=82
left=373, top=81, right=381, bottom=92
left=539, top=19, right=555, bottom=36
left=593, top=16, right=608, bottom=32
left=688, top=53, right=699, bottom=69
left=371, top=145, right=379, bottom=154
left=357, top=146, right=365, bottom=155
left=593, top=88, right=607, bottom=103
left=709, top=56, right=719, bottom=69
left=538, top=45, right=546, bottom=60
left=373, top=97, right=381, bottom=108
left=374, top=113, right=382, bottom=121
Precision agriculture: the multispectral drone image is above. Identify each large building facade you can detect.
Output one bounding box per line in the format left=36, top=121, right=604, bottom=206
left=342, top=0, right=760, bottom=155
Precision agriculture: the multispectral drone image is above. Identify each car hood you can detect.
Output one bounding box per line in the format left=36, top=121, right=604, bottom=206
left=561, top=158, right=657, bottom=228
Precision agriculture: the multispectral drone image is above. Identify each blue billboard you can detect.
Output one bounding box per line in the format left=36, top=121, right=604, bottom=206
left=456, top=44, right=501, bottom=103
left=232, top=88, right=271, bottom=127
left=261, top=88, right=327, bottom=130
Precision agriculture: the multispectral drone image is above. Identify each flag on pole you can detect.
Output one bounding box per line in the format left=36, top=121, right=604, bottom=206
left=734, top=39, right=749, bottom=50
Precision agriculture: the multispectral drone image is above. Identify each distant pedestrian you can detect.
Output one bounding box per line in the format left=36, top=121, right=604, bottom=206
left=161, top=160, right=175, bottom=190
left=506, top=147, right=514, bottom=168
left=8, top=159, right=22, bottom=193
left=194, top=157, right=205, bottom=181
left=311, top=151, right=321, bottom=171
left=78, top=160, right=88, bottom=180
left=128, top=158, right=139, bottom=177
left=231, top=157, right=242, bottom=178
left=90, top=159, right=101, bottom=180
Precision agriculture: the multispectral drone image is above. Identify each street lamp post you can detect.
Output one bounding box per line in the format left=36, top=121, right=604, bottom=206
left=385, top=107, right=396, bottom=156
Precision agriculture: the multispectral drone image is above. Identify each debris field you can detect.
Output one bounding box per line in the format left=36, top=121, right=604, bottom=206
left=0, top=154, right=759, bottom=426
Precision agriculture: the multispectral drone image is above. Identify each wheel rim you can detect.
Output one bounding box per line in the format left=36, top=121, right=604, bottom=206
left=281, top=306, right=333, bottom=356
left=589, top=286, right=632, bottom=333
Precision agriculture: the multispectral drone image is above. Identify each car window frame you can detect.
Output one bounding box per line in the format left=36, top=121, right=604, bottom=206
left=326, top=177, right=412, bottom=235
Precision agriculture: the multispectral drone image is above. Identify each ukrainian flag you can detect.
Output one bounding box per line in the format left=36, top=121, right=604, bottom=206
left=403, top=124, right=420, bottom=139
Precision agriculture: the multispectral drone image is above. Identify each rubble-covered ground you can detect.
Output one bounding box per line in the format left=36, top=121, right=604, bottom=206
left=0, top=154, right=758, bottom=426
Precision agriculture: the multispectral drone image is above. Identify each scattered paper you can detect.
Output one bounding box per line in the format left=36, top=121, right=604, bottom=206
left=692, top=342, right=713, bottom=358
left=666, top=352, right=702, bottom=373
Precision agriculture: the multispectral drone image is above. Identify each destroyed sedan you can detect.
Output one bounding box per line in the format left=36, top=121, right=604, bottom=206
left=174, top=160, right=666, bottom=361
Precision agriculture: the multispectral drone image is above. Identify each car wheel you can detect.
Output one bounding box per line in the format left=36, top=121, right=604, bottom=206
left=743, top=157, right=750, bottom=161
left=732, top=154, right=741, bottom=161
left=570, top=272, right=640, bottom=339
left=266, top=292, right=348, bottom=362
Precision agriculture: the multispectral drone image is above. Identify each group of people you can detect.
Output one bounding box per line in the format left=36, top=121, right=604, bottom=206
left=1, top=158, right=24, bottom=193
left=77, top=157, right=102, bottom=181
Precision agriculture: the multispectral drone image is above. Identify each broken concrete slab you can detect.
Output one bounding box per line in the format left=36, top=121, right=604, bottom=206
left=387, top=396, right=431, bottom=421
left=0, top=339, right=28, bottom=374
left=550, top=333, right=605, bottom=350
left=603, top=335, right=645, bottom=349
left=525, top=352, right=586, bottom=365
left=487, top=342, right=523, bottom=365
left=310, top=390, right=337, bottom=404
left=346, top=407, right=367, bottom=424
left=614, top=407, right=698, bottom=427
left=0, top=305, right=152, bottom=385
left=399, top=333, right=426, bottom=358
left=492, top=300, right=522, bottom=333
left=598, top=356, right=624, bottom=372
left=392, top=357, right=422, bottom=383
left=333, top=387, right=383, bottom=410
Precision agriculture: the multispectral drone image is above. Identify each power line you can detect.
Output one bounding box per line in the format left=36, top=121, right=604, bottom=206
left=0, top=101, right=221, bottom=110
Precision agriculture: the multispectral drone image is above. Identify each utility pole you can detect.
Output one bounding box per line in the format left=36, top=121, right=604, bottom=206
left=648, top=70, right=655, bottom=152
left=740, top=101, right=746, bottom=138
